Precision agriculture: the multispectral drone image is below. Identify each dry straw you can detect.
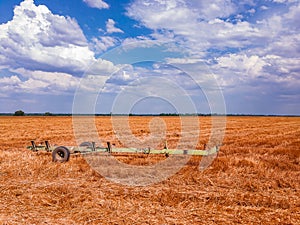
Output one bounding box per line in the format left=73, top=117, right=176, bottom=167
left=0, top=116, right=299, bottom=224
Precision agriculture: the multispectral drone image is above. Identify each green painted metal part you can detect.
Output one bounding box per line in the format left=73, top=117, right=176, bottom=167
left=111, top=147, right=218, bottom=155
left=27, top=141, right=219, bottom=156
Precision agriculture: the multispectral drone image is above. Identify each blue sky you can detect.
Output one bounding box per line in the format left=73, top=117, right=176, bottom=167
left=0, top=0, right=299, bottom=115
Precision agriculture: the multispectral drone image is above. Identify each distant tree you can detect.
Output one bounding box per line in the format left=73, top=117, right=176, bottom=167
left=44, top=112, right=53, bottom=116
left=14, top=110, right=25, bottom=116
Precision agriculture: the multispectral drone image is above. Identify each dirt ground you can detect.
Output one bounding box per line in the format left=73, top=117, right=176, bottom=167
left=0, top=116, right=299, bottom=224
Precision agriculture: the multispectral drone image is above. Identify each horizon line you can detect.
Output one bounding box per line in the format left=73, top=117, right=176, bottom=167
left=0, top=112, right=299, bottom=117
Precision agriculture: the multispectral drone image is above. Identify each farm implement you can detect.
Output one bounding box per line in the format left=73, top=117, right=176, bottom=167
left=27, top=140, right=219, bottom=162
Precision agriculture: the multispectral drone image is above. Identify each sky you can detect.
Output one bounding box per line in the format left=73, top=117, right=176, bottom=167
left=0, top=0, right=299, bottom=115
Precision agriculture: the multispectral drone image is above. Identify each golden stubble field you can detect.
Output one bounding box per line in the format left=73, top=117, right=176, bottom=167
left=0, top=116, right=299, bottom=224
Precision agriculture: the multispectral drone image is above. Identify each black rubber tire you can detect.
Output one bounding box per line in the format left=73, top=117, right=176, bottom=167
left=79, top=142, right=92, bottom=147
left=52, top=146, right=70, bottom=162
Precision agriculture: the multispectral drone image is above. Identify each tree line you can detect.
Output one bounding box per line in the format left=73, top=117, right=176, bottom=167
left=12, top=110, right=53, bottom=116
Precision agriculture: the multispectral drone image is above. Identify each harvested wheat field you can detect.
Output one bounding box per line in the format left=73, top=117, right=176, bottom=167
left=0, top=116, right=299, bottom=224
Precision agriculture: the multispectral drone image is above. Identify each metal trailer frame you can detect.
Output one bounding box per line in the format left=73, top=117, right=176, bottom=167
left=27, top=140, right=219, bottom=162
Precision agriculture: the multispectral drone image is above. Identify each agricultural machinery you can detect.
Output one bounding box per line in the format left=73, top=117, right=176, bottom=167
left=27, top=140, right=219, bottom=162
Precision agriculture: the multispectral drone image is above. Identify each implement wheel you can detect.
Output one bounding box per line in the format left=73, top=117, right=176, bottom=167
left=52, top=146, right=70, bottom=162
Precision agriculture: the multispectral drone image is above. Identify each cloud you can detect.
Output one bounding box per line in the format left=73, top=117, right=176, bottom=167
left=0, top=75, right=22, bottom=95
left=0, top=75, right=21, bottom=86
left=188, top=0, right=237, bottom=20
left=126, top=0, right=197, bottom=32
left=282, top=2, right=300, bottom=29
left=126, top=0, right=299, bottom=54
left=0, top=2, right=119, bottom=74
left=166, top=58, right=204, bottom=64
left=0, top=57, right=120, bottom=96
left=91, top=36, right=119, bottom=53
left=126, top=0, right=276, bottom=55
left=0, top=0, right=120, bottom=100
left=0, top=59, right=121, bottom=98
left=87, top=58, right=120, bottom=75
left=216, top=54, right=267, bottom=78
left=0, top=0, right=298, bottom=114
left=126, top=1, right=299, bottom=82
left=0, top=0, right=96, bottom=75
left=260, top=5, right=269, bottom=10
left=209, top=52, right=300, bottom=113
left=272, top=0, right=298, bottom=3
left=0, top=69, right=80, bottom=95
left=83, top=0, right=109, bottom=9
left=125, top=0, right=300, bottom=114
left=106, top=19, right=124, bottom=33
left=262, top=55, right=300, bottom=79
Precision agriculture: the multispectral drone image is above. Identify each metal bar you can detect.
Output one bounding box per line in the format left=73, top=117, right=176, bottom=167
left=45, top=141, right=50, bottom=151
left=31, top=141, right=37, bottom=151
left=107, top=146, right=219, bottom=156
left=107, top=142, right=112, bottom=153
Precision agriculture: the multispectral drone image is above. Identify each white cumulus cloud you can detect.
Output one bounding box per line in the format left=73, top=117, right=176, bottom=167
left=0, top=0, right=95, bottom=74
left=106, top=19, right=124, bottom=34
left=83, top=0, right=109, bottom=9
left=126, top=0, right=300, bottom=81
left=0, top=0, right=120, bottom=97
left=91, top=36, right=119, bottom=53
